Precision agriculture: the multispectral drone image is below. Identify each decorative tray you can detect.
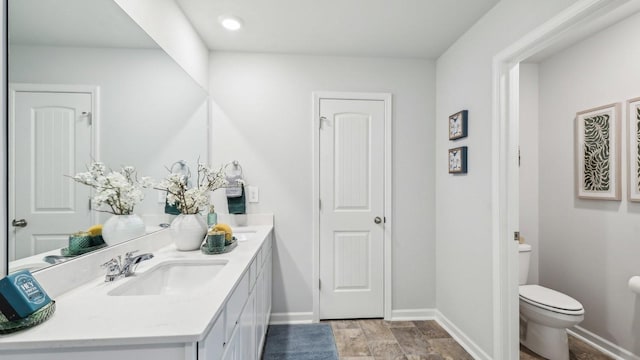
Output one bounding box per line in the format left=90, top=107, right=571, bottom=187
left=201, top=237, right=238, bottom=255
left=0, top=301, right=56, bottom=335
left=61, top=243, right=107, bottom=256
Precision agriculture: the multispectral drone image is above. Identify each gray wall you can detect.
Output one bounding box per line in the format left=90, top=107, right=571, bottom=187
left=114, top=0, right=210, bottom=90
left=208, top=52, right=436, bottom=316
left=538, top=11, right=640, bottom=355
left=520, top=63, right=540, bottom=285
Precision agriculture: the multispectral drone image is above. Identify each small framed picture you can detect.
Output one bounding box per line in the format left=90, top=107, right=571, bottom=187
left=627, top=97, right=640, bottom=201
left=575, top=103, right=621, bottom=200
left=449, top=110, right=468, bottom=140
left=449, top=146, right=467, bottom=174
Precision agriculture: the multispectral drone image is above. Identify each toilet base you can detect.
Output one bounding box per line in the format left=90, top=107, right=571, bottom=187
left=521, top=321, right=569, bottom=360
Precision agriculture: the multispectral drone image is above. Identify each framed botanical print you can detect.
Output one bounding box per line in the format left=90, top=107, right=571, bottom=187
left=575, top=103, right=621, bottom=200
left=627, top=97, right=640, bottom=201
left=448, top=146, right=467, bottom=174
left=449, top=110, right=468, bottom=140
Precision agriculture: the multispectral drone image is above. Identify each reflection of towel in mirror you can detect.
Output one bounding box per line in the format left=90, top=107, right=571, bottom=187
left=227, top=184, right=246, bottom=214
left=164, top=197, right=181, bottom=215
left=225, top=173, right=243, bottom=196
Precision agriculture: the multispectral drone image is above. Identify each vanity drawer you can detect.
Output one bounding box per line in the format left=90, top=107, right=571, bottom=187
left=249, top=257, right=257, bottom=288
left=262, top=234, right=272, bottom=264
left=225, top=270, right=249, bottom=341
left=199, top=314, right=224, bottom=359
left=260, top=235, right=272, bottom=268
left=256, top=247, right=264, bottom=270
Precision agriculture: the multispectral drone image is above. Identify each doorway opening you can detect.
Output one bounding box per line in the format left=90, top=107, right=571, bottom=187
left=493, top=0, right=640, bottom=358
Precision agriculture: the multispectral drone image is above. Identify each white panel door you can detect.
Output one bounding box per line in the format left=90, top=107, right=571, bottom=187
left=319, top=99, right=385, bottom=319
left=12, top=91, right=93, bottom=260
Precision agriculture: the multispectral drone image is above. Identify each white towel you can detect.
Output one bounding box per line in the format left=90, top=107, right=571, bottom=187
left=225, top=174, right=243, bottom=198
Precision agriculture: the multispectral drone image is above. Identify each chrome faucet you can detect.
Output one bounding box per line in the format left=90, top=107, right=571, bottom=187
left=101, top=251, right=154, bottom=282
left=122, top=251, right=154, bottom=277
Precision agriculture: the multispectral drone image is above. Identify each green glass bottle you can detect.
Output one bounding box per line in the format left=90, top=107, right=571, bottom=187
left=207, top=205, right=217, bottom=227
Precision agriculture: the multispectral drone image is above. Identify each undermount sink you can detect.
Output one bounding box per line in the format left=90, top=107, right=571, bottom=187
left=108, top=259, right=228, bottom=296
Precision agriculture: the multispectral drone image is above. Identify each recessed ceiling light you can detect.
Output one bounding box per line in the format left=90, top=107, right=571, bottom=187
left=219, top=15, right=243, bottom=31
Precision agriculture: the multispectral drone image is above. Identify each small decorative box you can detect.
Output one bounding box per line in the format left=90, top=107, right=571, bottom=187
left=0, top=270, right=52, bottom=321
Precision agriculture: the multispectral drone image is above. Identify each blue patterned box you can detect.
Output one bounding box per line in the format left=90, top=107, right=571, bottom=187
left=0, top=270, right=51, bottom=321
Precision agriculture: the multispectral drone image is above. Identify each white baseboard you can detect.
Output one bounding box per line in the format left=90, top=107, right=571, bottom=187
left=568, top=326, right=640, bottom=360
left=389, top=308, right=436, bottom=321
left=269, top=312, right=314, bottom=325
left=435, top=310, right=492, bottom=360
left=271, top=309, right=436, bottom=324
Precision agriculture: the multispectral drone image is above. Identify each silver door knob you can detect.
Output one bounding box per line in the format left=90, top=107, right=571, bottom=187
left=12, top=219, right=28, bottom=228
left=374, top=217, right=382, bottom=224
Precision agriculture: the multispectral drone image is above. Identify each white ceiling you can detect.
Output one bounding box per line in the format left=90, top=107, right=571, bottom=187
left=9, top=0, right=157, bottom=48
left=176, top=0, right=500, bottom=59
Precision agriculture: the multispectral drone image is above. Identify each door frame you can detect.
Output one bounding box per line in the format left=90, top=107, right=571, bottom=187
left=312, top=91, right=392, bottom=322
left=491, top=0, right=628, bottom=358
left=8, top=83, right=100, bottom=261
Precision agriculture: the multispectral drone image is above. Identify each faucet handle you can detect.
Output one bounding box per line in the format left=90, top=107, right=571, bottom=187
left=101, top=257, right=123, bottom=282
left=124, top=250, right=139, bottom=260
left=101, top=258, right=119, bottom=269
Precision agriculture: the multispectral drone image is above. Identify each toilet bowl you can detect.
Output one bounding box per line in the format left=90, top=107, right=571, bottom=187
left=519, top=244, right=584, bottom=360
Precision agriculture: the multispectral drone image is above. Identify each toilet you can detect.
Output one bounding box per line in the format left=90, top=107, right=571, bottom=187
left=519, top=243, right=584, bottom=360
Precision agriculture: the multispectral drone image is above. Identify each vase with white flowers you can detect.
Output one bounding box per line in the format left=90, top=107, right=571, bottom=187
left=156, top=162, right=227, bottom=251
left=71, top=162, right=152, bottom=245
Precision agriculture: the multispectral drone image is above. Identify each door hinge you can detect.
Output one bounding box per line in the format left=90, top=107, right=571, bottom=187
left=88, top=198, right=92, bottom=210
left=319, top=279, right=321, bottom=290
left=514, top=231, right=520, bottom=242
left=319, top=116, right=326, bottom=130
left=82, top=111, right=92, bottom=125
left=319, top=199, right=321, bottom=210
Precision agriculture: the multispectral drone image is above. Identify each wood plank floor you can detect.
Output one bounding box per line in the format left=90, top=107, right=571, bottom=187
left=326, top=319, right=613, bottom=360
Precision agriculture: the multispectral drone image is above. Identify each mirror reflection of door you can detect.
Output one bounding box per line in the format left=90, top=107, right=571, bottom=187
left=10, top=87, right=94, bottom=261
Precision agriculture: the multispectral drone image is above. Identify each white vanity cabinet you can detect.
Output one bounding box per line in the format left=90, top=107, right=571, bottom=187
left=2, top=344, right=193, bottom=360
left=220, top=325, right=240, bottom=360
left=239, top=284, right=257, bottom=360
left=256, top=241, right=272, bottom=356
left=200, top=231, right=273, bottom=360
left=0, top=227, right=273, bottom=360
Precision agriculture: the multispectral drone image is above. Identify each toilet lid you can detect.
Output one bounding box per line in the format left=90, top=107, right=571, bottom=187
left=519, top=285, right=584, bottom=314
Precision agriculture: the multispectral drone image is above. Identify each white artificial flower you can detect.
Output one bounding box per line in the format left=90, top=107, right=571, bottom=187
left=156, top=161, right=228, bottom=214
left=70, top=162, right=152, bottom=215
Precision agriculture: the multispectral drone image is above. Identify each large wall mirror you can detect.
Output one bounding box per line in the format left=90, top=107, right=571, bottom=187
left=7, top=0, right=209, bottom=273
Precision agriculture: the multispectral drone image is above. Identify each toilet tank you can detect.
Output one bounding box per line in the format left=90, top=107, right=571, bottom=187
left=518, top=243, right=532, bottom=285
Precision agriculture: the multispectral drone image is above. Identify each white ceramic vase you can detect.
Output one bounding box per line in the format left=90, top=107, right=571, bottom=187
left=102, top=214, right=146, bottom=246
left=171, top=214, right=207, bottom=251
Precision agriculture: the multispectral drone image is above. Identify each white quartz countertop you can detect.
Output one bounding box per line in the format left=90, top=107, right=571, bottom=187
left=0, top=224, right=273, bottom=351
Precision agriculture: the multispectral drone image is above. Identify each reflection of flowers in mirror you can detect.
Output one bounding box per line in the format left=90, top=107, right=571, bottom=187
left=71, top=162, right=152, bottom=215
left=156, top=162, right=227, bottom=215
